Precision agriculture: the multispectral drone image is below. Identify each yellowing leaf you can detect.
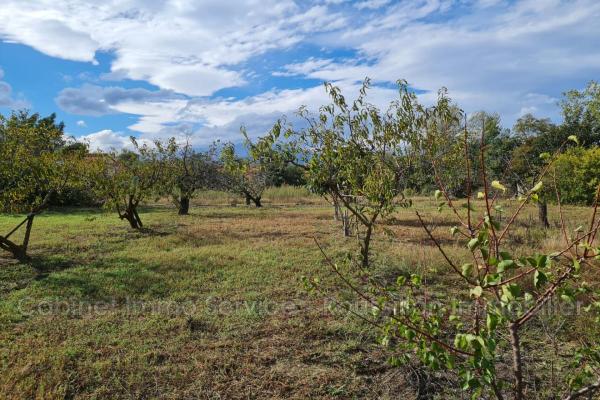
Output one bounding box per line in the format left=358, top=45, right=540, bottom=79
left=491, top=180, right=506, bottom=192
left=470, top=286, right=483, bottom=298
left=531, top=181, right=543, bottom=193
left=568, top=135, right=580, bottom=145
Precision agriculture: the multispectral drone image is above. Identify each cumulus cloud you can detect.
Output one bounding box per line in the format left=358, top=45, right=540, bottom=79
left=0, top=68, right=26, bottom=109
left=3, top=0, right=599, bottom=149
left=55, top=84, right=186, bottom=116
left=78, top=129, right=133, bottom=152
left=0, top=1, right=345, bottom=97
left=77, top=129, right=154, bottom=152
left=268, top=0, right=599, bottom=126
left=76, top=120, right=87, bottom=127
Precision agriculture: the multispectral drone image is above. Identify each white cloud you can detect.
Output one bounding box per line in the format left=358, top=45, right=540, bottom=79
left=78, top=129, right=133, bottom=152
left=282, top=0, right=600, bottom=125
left=76, top=120, right=87, bottom=127
left=0, top=68, right=27, bottom=109
left=354, top=0, right=391, bottom=10
left=3, top=0, right=599, bottom=148
left=0, top=1, right=344, bottom=97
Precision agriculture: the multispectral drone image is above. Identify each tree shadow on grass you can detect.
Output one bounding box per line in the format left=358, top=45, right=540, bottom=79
left=29, top=255, right=78, bottom=278
left=381, top=216, right=456, bottom=228
left=137, top=227, right=171, bottom=237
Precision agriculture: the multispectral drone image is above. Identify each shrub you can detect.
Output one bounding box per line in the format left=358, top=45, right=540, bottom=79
left=553, top=147, right=600, bottom=205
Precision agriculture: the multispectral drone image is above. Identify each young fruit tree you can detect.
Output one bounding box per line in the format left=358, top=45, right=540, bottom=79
left=265, top=79, right=419, bottom=266
left=168, top=140, right=221, bottom=215
left=0, top=111, right=83, bottom=259
left=307, top=90, right=600, bottom=398
left=220, top=141, right=269, bottom=208
left=85, top=137, right=176, bottom=229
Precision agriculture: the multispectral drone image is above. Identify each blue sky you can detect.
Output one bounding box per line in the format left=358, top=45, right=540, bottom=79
left=0, top=0, right=599, bottom=150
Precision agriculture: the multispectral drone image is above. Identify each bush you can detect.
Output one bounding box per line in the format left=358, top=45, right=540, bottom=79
left=554, top=147, right=600, bottom=205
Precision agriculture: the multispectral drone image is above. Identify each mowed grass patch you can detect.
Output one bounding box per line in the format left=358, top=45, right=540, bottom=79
left=0, top=204, right=409, bottom=399
left=0, top=198, right=597, bottom=399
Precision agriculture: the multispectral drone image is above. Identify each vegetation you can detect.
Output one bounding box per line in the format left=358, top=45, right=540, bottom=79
left=0, top=111, right=83, bottom=259
left=1, top=78, right=600, bottom=399
left=220, top=140, right=269, bottom=208
left=553, top=147, right=600, bottom=205
left=167, top=140, right=221, bottom=215
left=85, top=138, right=176, bottom=229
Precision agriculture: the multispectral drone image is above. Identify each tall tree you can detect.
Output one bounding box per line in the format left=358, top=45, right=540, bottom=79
left=508, top=114, right=566, bottom=228
left=0, top=111, right=81, bottom=259
left=265, top=79, right=421, bottom=266
left=561, top=80, right=600, bottom=146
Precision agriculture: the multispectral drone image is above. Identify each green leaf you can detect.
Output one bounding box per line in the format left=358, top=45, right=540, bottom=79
left=534, top=270, right=547, bottom=289
left=573, top=258, right=581, bottom=273
left=461, top=263, right=474, bottom=277
left=470, top=286, right=483, bottom=298
left=531, top=181, right=543, bottom=193
left=561, top=294, right=575, bottom=304
left=434, top=189, right=442, bottom=200
left=497, top=259, right=514, bottom=272
left=486, top=313, right=499, bottom=332
left=491, top=180, right=506, bottom=192
left=501, top=284, right=522, bottom=302
left=484, top=273, right=501, bottom=286
left=468, top=238, right=480, bottom=251
left=411, top=274, right=422, bottom=286
left=450, top=226, right=459, bottom=236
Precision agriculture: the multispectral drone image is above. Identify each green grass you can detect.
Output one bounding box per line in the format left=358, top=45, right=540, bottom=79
left=0, top=205, right=393, bottom=399
left=0, top=198, right=598, bottom=398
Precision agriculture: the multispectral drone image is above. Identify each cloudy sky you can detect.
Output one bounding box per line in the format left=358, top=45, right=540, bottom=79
left=0, top=0, right=598, bottom=150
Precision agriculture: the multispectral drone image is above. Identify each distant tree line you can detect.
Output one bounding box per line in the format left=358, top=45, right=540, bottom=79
left=0, top=80, right=599, bottom=252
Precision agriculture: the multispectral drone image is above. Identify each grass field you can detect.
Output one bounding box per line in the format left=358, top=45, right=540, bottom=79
left=0, top=193, right=597, bottom=399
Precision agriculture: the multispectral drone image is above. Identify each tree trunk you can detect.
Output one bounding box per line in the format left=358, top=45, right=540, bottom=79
left=332, top=194, right=341, bottom=221
left=538, top=200, right=550, bottom=229
left=361, top=224, right=373, bottom=268
left=508, top=323, right=524, bottom=400
left=133, top=208, right=143, bottom=228
left=342, top=210, right=351, bottom=237
left=0, top=214, right=36, bottom=260
left=244, top=192, right=262, bottom=207
left=0, top=235, right=27, bottom=260
left=178, top=196, right=190, bottom=215
left=121, top=207, right=143, bottom=230
left=0, top=191, right=53, bottom=260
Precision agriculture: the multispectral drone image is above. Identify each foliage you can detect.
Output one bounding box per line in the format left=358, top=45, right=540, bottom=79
left=561, top=80, right=600, bottom=146
left=0, top=111, right=68, bottom=213
left=220, top=140, right=269, bottom=208
left=307, top=98, right=600, bottom=398
left=85, top=137, right=176, bottom=229
left=166, top=140, right=221, bottom=215
left=0, top=110, right=84, bottom=258
left=553, top=146, right=600, bottom=205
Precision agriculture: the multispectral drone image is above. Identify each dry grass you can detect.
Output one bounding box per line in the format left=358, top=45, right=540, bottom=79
left=0, top=195, right=597, bottom=399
